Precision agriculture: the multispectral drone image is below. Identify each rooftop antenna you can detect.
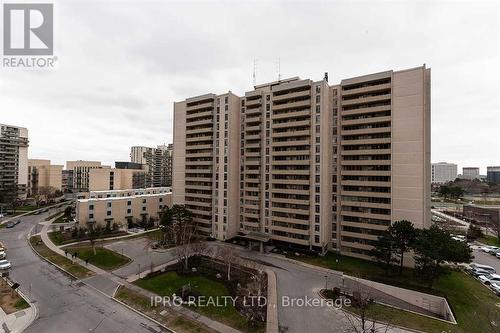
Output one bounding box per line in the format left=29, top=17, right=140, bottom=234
left=276, top=57, right=281, bottom=81
left=253, top=59, right=257, bottom=86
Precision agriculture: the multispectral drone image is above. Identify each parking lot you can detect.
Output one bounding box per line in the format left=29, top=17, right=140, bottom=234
left=473, top=246, right=500, bottom=273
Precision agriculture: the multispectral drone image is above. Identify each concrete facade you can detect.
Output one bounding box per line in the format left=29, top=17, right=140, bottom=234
left=88, top=168, right=148, bottom=191
left=431, top=162, right=457, bottom=184
left=27, top=159, right=63, bottom=195
left=0, top=124, right=29, bottom=199
left=130, top=144, right=173, bottom=187
left=487, top=166, right=500, bottom=184
left=66, top=160, right=110, bottom=192
left=459, top=167, right=481, bottom=180
left=173, top=65, right=431, bottom=259
left=76, top=187, right=172, bottom=228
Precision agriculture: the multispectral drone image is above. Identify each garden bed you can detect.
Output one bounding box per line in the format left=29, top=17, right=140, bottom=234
left=135, top=256, right=266, bottom=333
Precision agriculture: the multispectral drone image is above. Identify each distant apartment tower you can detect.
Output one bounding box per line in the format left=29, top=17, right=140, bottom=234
left=130, top=145, right=172, bottom=187
left=461, top=167, right=480, bottom=180
left=487, top=166, right=500, bottom=184
left=28, top=159, right=63, bottom=195
left=88, top=168, right=147, bottom=191
left=62, top=170, right=73, bottom=193
left=66, top=161, right=109, bottom=192
left=431, top=162, right=457, bottom=184
left=173, top=65, right=431, bottom=259
left=0, top=124, right=29, bottom=199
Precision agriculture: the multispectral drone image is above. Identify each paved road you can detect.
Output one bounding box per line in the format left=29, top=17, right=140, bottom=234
left=0, top=211, right=168, bottom=333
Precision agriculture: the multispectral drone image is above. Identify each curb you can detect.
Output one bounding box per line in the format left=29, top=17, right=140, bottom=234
left=27, top=226, right=79, bottom=281
left=29, top=226, right=177, bottom=333
left=111, top=292, right=176, bottom=333
left=2, top=277, right=39, bottom=332
left=265, top=269, right=279, bottom=333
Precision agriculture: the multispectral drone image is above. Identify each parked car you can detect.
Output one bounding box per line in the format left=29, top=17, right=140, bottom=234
left=451, top=234, right=467, bottom=242
left=491, top=283, right=500, bottom=296
left=0, top=260, right=11, bottom=270
left=5, top=222, right=15, bottom=228
left=479, top=274, right=500, bottom=285
left=468, top=263, right=496, bottom=274
left=0, top=251, right=5, bottom=259
left=482, top=246, right=500, bottom=254
left=470, top=268, right=493, bottom=277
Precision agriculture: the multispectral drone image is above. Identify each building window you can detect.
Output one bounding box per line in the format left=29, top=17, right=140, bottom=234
left=142, top=206, right=146, bottom=211
left=89, top=205, right=94, bottom=210
left=107, top=211, right=112, bottom=216
left=142, top=199, right=146, bottom=204
left=89, top=213, right=94, bottom=219
left=127, top=209, right=131, bottom=214
left=107, top=202, right=111, bottom=208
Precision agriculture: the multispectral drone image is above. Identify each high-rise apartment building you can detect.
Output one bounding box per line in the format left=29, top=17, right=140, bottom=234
left=173, top=65, right=431, bottom=259
left=487, top=166, right=500, bottom=184
left=431, top=162, right=457, bottom=184
left=27, top=159, right=63, bottom=195
left=130, top=144, right=173, bottom=187
left=66, top=161, right=109, bottom=192
left=461, top=167, right=480, bottom=180
left=0, top=124, right=29, bottom=200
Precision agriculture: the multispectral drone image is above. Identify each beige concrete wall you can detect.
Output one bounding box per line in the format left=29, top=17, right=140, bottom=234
left=226, top=93, right=241, bottom=239
left=28, top=159, right=63, bottom=192
left=391, top=66, right=431, bottom=229
left=89, top=168, right=147, bottom=191
left=77, top=192, right=172, bottom=228
left=172, top=101, right=186, bottom=205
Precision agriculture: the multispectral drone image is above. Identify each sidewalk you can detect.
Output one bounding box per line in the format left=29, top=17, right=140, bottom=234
left=39, top=222, right=242, bottom=333
left=0, top=306, right=37, bottom=333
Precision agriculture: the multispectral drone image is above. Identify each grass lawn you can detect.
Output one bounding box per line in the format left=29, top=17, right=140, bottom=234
left=0, top=281, right=30, bottom=314
left=115, top=286, right=217, bottom=333
left=63, top=245, right=131, bottom=271
left=47, top=230, right=128, bottom=246
left=135, top=271, right=264, bottom=333
left=478, top=235, right=500, bottom=247
left=29, top=235, right=94, bottom=279
left=54, top=215, right=67, bottom=223
left=292, top=253, right=500, bottom=333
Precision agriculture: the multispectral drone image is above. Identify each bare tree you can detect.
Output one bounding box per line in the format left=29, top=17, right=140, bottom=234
left=341, top=281, right=393, bottom=333
left=216, top=246, right=241, bottom=281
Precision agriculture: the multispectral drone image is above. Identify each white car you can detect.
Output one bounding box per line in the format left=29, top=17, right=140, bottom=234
left=0, top=251, right=5, bottom=259
left=479, top=273, right=500, bottom=285
left=0, top=259, right=11, bottom=270
left=482, top=246, right=500, bottom=254
left=491, top=283, right=500, bottom=296
left=468, top=263, right=496, bottom=274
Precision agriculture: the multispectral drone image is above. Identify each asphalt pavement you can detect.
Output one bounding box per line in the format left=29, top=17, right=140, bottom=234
left=0, top=210, right=168, bottom=333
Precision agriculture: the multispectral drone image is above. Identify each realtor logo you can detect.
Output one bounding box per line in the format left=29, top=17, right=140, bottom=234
left=3, top=3, right=53, bottom=56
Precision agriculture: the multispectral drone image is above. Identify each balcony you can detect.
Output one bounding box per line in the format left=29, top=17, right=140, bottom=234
left=341, top=116, right=391, bottom=126
left=186, top=110, right=212, bottom=120
left=272, top=89, right=310, bottom=102
left=273, top=99, right=311, bottom=111
left=341, top=126, right=391, bottom=136
left=342, top=83, right=391, bottom=97
left=273, top=119, right=310, bottom=129
left=272, top=109, right=310, bottom=120
left=272, top=129, right=310, bottom=138
left=341, top=94, right=391, bottom=107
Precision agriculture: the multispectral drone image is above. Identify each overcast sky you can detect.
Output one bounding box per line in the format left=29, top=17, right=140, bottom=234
left=1, top=0, right=499, bottom=173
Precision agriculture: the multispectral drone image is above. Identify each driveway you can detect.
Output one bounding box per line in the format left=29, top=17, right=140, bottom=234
left=105, top=237, right=177, bottom=278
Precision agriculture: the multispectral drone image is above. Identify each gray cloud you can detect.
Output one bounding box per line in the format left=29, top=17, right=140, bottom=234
left=1, top=0, right=499, bottom=173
